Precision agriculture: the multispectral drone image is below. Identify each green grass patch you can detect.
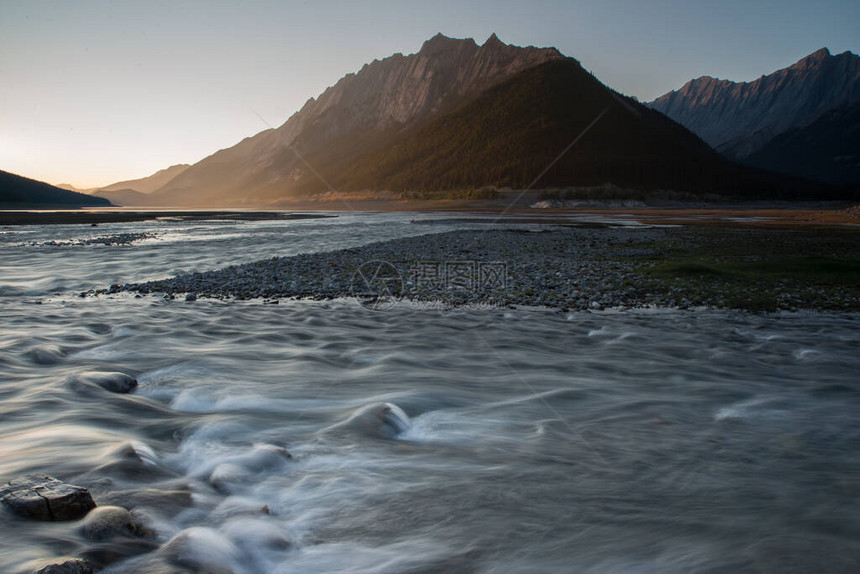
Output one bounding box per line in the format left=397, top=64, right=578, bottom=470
left=637, top=255, right=860, bottom=313
left=648, top=256, right=860, bottom=285
left=653, top=261, right=730, bottom=278
left=752, top=257, right=860, bottom=284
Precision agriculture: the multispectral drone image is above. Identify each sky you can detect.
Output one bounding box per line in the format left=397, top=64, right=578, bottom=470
left=1, top=0, right=858, bottom=188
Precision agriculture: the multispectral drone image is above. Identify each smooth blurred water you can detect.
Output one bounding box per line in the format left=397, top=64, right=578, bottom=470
left=1, top=213, right=859, bottom=573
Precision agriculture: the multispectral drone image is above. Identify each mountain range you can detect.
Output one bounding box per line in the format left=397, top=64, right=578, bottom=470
left=328, top=58, right=790, bottom=196
left=649, top=48, right=860, bottom=185
left=102, top=33, right=838, bottom=207
left=37, top=34, right=857, bottom=207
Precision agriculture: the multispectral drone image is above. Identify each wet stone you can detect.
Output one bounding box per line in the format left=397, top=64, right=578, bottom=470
left=77, top=505, right=156, bottom=541
left=1, top=475, right=96, bottom=521
left=68, top=371, right=138, bottom=394
left=32, top=558, right=94, bottom=574
left=80, top=540, right=160, bottom=570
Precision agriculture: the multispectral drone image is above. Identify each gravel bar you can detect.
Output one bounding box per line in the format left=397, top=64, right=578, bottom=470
left=29, top=232, right=156, bottom=247
left=99, top=226, right=860, bottom=312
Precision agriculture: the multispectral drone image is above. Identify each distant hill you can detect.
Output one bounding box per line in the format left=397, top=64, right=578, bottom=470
left=745, top=101, right=860, bottom=186
left=56, top=183, right=97, bottom=194
left=648, top=48, right=860, bottom=161
left=0, top=170, right=112, bottom=208
left=91, top=188, right=152, bottom=207
left=99, top=164, right=190, bottom=194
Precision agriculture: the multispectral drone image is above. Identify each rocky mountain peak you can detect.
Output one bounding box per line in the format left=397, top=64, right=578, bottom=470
left=483, top=32, right=504, bottom=48
left=790, top=47, right=832, bottom=70
left=419, top=33, right=476, bottom=55
left=649, top=47, right=860, bottom=158
left=677, top=75, right=728, bottom=94
left=273, top=33, right=565, bottom=147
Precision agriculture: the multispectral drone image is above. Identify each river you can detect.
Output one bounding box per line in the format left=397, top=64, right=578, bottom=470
left=1, top=212, right=858, bottom=573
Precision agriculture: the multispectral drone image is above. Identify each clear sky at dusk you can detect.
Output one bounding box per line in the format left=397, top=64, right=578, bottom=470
left=1, top=0, right=858, bottom=188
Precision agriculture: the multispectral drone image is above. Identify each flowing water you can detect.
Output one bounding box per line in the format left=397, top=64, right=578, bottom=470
left=1, top=212, right=859, bottom=573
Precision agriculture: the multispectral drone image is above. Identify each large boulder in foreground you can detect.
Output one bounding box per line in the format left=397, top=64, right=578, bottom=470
left=1, top=475, right=96, bottom=521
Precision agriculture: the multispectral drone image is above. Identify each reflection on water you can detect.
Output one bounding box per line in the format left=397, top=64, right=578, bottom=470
left=0, top=214, right=858, bottom=573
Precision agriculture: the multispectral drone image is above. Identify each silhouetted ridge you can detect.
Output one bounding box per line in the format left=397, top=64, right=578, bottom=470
left=0, top=170, right=112, bottom=208
left=745, top=101, right=860, bottom=185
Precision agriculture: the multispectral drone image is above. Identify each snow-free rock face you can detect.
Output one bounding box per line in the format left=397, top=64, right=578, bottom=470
left=148, top=33, right=564, bottom=206
left=297, top=32, right=563, bottom=130
left=649, top=48, right=860, bottom=159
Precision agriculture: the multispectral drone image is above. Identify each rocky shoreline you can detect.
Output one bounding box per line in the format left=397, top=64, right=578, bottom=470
left=97, top=226, right=860, bottom=312
left=28, top=233, right=156, bottom=248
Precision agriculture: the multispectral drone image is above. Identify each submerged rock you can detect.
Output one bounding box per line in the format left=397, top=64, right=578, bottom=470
left=207, top=444, right=292, bottom=493
left=160, top=527, right=238, bottom=574
left=80, top=539, right=160, bottom=570
left=208, top=463, right=250, bottom=494
left=67, top=371, right=138, bottom=394
left=324, top=402, right=412, bottom=439
left=25, top=346, right=66, bottom=366
left=86, top=441, right=178, bottom=482
left=77, top=505, right=156, bottom=541
left=1, top=475, right=96, bottom=521
left=99, top=486, right=193, bottom=511
left=27, top=557, right=93, bottom=574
